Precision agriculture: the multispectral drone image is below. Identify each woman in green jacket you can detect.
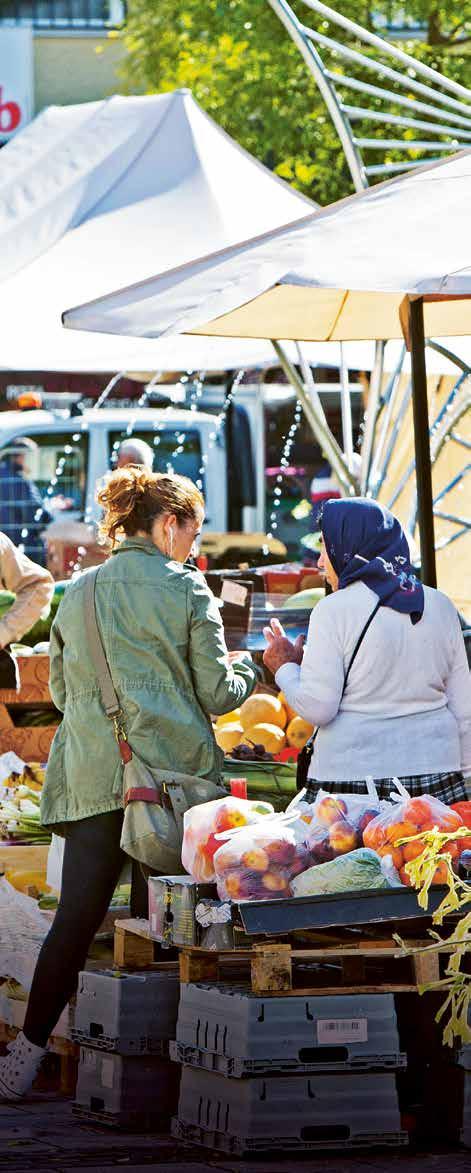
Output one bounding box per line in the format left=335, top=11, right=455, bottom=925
left=0, top=467, right=257, bottom=1100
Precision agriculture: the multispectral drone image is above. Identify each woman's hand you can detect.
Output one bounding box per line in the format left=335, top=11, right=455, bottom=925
left=262, top=618, right=304, bottom=675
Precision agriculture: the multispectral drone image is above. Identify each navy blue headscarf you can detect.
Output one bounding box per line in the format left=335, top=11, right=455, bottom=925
left=320, top=498, right=424, bottom=623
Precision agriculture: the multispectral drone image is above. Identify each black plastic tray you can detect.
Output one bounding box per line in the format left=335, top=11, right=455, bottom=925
left=234, top=885, right=463, bottom=935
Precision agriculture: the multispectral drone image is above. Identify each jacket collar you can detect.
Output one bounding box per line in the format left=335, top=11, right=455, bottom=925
left=112, top=537, right=162, bottom=557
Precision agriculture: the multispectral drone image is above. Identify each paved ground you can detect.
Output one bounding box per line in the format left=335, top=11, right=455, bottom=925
left=0, top=1095, right=468, bottom=1173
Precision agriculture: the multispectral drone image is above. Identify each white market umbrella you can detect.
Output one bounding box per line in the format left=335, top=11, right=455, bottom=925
left=64, top=150, right=471, bottom=584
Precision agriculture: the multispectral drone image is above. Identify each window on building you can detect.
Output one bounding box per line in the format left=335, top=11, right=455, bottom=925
left=108, top=428, right=204, bottom=488
left=0, top=0, right=125, bottom=29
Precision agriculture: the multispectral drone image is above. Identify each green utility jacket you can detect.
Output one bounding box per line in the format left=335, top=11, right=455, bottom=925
left=41, top=538, right=257, bottom=832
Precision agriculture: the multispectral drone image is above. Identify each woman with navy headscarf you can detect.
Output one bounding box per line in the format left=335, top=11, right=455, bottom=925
left=264, top=498, right=470, bottom=803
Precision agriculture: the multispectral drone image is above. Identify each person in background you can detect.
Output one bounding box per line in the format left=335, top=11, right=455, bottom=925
left=0, top=438, right=53, bottom=565
left=264, top=497, right=471, bottom=805
left=0, top=533, right=54, bottom=687
left=0, top=466, right=257, bottom=1101
left=116, top=438, right=154, bottom=470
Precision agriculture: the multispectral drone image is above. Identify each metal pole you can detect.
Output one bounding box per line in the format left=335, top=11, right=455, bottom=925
left=408, top=297, right=437, bottom=587
left=339, top=342, right=354, bottom=471
left=273, top=341, right=357, bottom=494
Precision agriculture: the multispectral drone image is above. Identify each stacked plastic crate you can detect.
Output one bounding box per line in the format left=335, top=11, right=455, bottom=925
left=71, top=969, right=180, bottom=1129
left=170, top=983, right=409, bottom=1154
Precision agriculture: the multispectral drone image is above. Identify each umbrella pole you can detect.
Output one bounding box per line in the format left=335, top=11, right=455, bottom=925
left=408, top=297, right=437, bottom=588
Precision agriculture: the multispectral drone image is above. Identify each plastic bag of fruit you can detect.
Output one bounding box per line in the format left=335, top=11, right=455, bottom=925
left=182, top=796, right=274, bottom=882
left=214, top=813, right=312, bottom=901
left=362, top=778, right=464, bottom=887
left=304, top=781, right=383, bottom=866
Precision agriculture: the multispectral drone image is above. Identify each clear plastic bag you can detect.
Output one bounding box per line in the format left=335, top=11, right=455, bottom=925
left=362, top=778, right=463, bottom=886
left=214, top=813, right=312, bottom=901
left=182, top=796, right=274, bottom=882
left=304, top=779, right=382, bottom=866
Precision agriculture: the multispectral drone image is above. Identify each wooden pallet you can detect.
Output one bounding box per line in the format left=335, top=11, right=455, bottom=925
left=114, top=918, right=444, bottom=995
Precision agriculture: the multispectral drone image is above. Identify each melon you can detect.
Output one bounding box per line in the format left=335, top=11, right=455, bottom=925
left=240, top=693, right=287, bottom=732
left=277, top=691, right=297, bottom=723
left=282, top=587, right=324, bottom=611
left=215, top=723, right=244, bottom=753
left=286, top=715, right=314, bottom=749
left=215, top=709, right=241, bottom=728
left=242, top=723, right=286, bottom=754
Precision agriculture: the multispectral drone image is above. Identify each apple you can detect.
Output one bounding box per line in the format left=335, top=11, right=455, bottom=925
left=311, top=837, right=335, bottom=864
left=358, top=809, right=379, bottom=836
left=241, top=847, right=269, bottom=873
left=329, top=819, right=357, bottom=855
left=265, top=839, right=296, bottom=867
left=316, top=796, right=348, bottom=826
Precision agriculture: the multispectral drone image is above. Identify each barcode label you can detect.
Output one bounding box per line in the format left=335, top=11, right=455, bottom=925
left=317, top=1018, right=368, bottom=1044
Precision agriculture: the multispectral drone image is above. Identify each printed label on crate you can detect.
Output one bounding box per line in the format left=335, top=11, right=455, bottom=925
left=100, top=1057, right=115, bottom=1089
left=317, top=1018, right=368, bottom=1044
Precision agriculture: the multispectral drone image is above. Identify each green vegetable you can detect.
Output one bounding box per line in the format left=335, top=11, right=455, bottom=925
left=282, top=588, right=324, bottom=611
left=291, top=848, right=390, bottom=897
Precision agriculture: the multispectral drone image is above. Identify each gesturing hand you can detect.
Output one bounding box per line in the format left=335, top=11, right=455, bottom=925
left=262, top=618, right=304, bottom=675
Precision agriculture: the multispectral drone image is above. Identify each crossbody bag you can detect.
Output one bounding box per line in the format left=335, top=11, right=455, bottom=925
left=296, top=598, right=381, bottom=790
left=84, top=567, right=227, bottom=873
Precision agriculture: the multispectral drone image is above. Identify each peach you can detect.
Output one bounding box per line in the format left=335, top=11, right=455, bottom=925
left=224, top=871, right=244, bottom=899
left=439, top=840, right=460, bottom=862
left=399, top=865, right=412, bottom=888
left=241, top=847, right=269, bottom=873
left=329, top=819, right=357, bottom=855
left=214, top=803, right=248, bottom=833
left=265, top=839, right=296, bottom=867
left=316, top=796, right=348, bottom=826
left=261, top=870, right=290, bottom=893
left=362, top=820, right=385, bottom=849
left=437, top=810, right=463, bottom=832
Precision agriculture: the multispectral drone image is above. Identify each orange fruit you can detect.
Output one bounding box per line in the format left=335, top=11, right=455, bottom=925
left=385, top=819, right=418, bottom=845
left=399, top=865, right=412, bottom=887
left=404, top=798, right=433, bottom=827
left=402, top=841, right=425, bottom=863
left=431, top=860, right=449, bottom=885
left=437, top=810, right=463, bottom=833
left=376, top=845, right=404, bottom=870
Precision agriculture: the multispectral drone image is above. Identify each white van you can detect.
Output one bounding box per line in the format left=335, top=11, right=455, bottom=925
left=0, top=403, right=264, bottom=565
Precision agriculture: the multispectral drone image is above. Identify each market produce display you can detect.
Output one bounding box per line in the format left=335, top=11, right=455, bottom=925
left=363, top=792, right=464, bottom=887
left=214, top=690, right=314, bottom=757
left=181, top=796, right=274, bottom=882
left=214, top=815, right=311, bottom=900
left=0, top=764, right=48, bottom=844
left=291, top=847, right=391, bottom=897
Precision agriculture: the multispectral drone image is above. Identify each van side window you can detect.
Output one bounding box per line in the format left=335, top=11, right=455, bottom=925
left=0, top=431, right=88, bottom=565
left=108, top=428, right=203, bottom=487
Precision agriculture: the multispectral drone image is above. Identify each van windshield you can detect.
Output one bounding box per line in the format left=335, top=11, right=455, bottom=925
left=0, top=430, right=88, bottom=565
left=108, top=428, right=203, bottom=487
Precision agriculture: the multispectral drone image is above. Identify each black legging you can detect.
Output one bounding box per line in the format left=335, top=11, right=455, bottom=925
left=24, top=810, right=148, bottom=1048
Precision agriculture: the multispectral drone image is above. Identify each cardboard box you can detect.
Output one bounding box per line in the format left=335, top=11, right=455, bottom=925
left=0, top=704, right=59, bottom=760
left=0, top=655, right=51, bottom=706
left=148, top=876, right=217, bottom=947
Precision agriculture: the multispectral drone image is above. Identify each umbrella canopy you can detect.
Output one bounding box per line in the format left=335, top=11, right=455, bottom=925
left=63, top=150, right=471, bottom=342
left=0, top=89, right=317, bottom=373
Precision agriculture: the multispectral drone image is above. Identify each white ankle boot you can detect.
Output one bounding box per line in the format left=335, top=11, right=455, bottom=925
left=0, top=1031, right=46, bottom=1100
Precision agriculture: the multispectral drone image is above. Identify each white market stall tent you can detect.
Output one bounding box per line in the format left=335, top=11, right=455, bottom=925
left=0, top=88, right=318, bottom=374
left=64, top=150, right=471, bottom=587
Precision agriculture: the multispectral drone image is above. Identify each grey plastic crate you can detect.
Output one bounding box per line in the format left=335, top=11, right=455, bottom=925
left=74, top=1047, right=179, bottom=1129
left=173, top=1067, right=407, bottom=1154
left=72, top=969, right=179, bottom=1054
left=171, top=984, right=405, bottom=1075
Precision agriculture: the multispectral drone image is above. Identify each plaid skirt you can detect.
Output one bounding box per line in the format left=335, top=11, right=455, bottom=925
left=305, top=770, right=467, bottom=806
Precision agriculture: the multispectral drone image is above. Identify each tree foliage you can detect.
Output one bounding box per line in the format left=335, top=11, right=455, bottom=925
left=122, top=0, right=471, bottom=206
